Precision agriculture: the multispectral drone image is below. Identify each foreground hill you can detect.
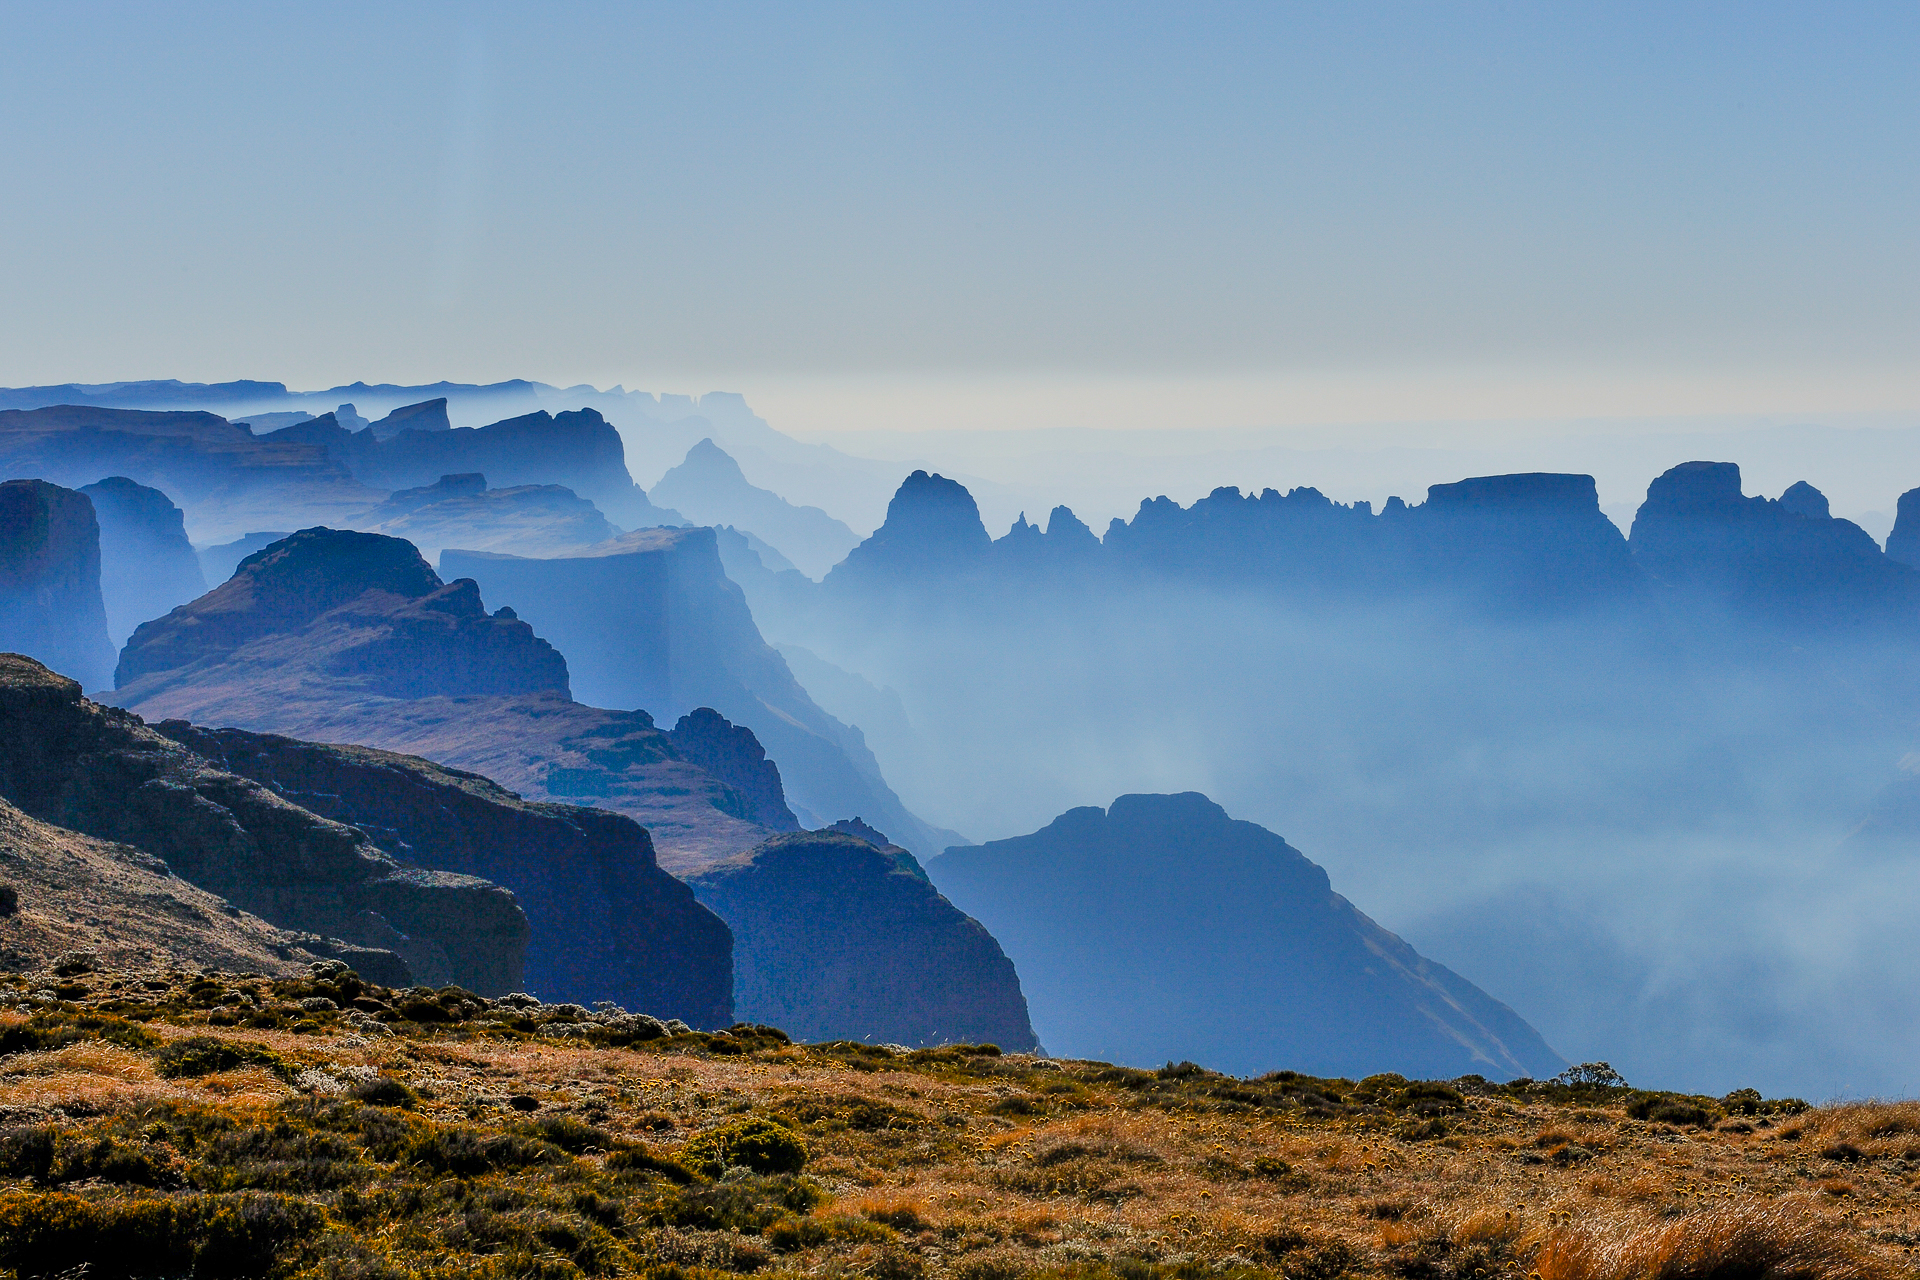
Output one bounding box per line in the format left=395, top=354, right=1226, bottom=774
left=930, top=793, right=1564, bottom=1081
left=0, top=959, right=1884, bottom=1280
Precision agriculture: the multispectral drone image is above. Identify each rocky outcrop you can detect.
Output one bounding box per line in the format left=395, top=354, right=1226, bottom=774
left=109, top=529, right=802, bottom=871
left=356, top=474, right=622, bottom=562
left=196, top=530, right=292, bottom=587
left=1628, top=463, right=1916, bottom=628
left=116, top=528, right=571, bottom=698
left=0, top=795, right=389, bottom=978
left=927, top=792, right=1564, bottom=1081
left=650, top=439, right=858, bottom=578
left=0, top=654, right=530, bottom=992
left=442, top=528, right=961, bottom=857
left=666, top=709, right=800, bottom=831
left=0, top=479, right=116, bottom=689
left=158, top=724, right=734, bottom=1026
left=689, top=831, right=1038, bottom=1049
left=78, top=476, right=207, bottom=644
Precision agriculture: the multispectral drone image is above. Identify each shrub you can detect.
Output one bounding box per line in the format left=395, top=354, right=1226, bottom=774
left=346, top=1076, right=418, bottom=1108
left=764, top=1212, right=895, bottom=1252
left=606, top=1142, right=696, bottom=1183
left=682, top=1117, right=807, bottom=1176
left=1626, top=1096, right=1715, bottom=1128
left=0, top=1188, right=323, bottom=1279
left=154, top=1036, right=289, bottom=1080
left=409, top=1125, right=561, bottom=1175
left=0, top=1011, right=160, bottom=1055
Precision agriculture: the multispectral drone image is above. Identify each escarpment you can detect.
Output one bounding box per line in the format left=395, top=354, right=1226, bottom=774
left=162, top=723, right=734, bottom=1027
left=0, top=479, right=117, bottom=689
left=0, top=653, right=528, bottom=992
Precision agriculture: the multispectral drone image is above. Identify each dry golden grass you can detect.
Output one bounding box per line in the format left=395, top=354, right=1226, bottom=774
left=0, top=967, right=1916, bottom=1280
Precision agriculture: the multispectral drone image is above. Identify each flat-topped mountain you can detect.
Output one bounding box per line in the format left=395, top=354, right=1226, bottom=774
left=111, top=528, right=801, bottom=870
left=78, top=476, right=207, bottom=646
left=688, top=829, right=1038, bottom=1049
left=650, top=439, right=858, bottom=578
left=0, top=654, right=526, bottom=992
left=0, top=479, right=116, bottom=690
left=928, top=792, right=1564, bottom=1080
left=442, top=527, right=960, bottom=857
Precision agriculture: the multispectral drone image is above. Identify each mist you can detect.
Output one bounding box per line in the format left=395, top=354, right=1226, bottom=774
left=733, top=512, right=1920, bottom=1100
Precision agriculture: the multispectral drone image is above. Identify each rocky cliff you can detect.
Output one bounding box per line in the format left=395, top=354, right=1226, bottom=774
left=0, top=654, right=529, bottom=992
left=0, top=479, right=117, bottom=689
left=77, top=476, right=208, bottom=644
left=158, top=724, right=734, bottom=1026
left=688, top=830, right=1037, bottom=1050
left=111, top=529, right=800, bottom=870
left=650, top=439, right=857, bottom=578
left=442, top=528, right=961, bottom=857
left=928, top=792, right=1564, bottom=1081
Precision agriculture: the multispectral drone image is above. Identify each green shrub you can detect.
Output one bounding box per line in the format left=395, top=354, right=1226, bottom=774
left=154, top=1036, right=289, bottom=1081
left=524, top=1114, right=614, bottom=1153
left=1626, top=1094, right=1715, bottom=1127
left=765, top=1212, right=895, bottom=1252
left=682, top=1117, right=807, bottom=1176
left=409, top=1125, right=562, bottom=1176
left=346, top=1076, right=418, bottom=1108
left=0, top=1011, right=160, bottom=1055
left=0, top=1188, right=322, bottom=1279
left=606, top=1142, right=696, bottom=1183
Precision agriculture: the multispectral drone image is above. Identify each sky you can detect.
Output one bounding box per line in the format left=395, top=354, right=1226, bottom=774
left=0, top=2, right=1916, bottom=435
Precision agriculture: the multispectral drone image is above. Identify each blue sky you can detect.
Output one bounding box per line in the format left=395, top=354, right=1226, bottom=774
left=0, top=2, right=1914, bottom=431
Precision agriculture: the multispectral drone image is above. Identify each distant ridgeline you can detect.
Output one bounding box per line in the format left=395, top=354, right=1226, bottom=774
left=722, top=463, right=1920, bottom=636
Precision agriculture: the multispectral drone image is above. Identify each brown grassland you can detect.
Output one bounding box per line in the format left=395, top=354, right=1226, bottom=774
left=0, top=963, right=1914, bottom=1280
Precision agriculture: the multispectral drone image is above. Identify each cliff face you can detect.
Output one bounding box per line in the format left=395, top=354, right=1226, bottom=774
left=110, top=529, right=799, bottom=872
left=650, top=439, right=857, bottom=579
left=158, top=724, right=734, bottom=1027
left=688, top=830, right=1038, bottom=1050
left=928, top=792, right=1564, bottom=1081
left=0, top=654, right=530, bottom=992
left=0, top=479, right=117, bottom=689
left=1629, top=462, right=1916, bottom=628
left=77, top=476, right=208, bottom=645
left=442, top=528, right=960, bottom=858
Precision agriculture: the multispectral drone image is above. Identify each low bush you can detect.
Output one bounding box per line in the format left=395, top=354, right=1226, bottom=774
left=682, top=1117, right=808, bottom=1176
left=154, top=1035, right=289, bottom=1081
left=0, top=1188, right=323, bottom=1279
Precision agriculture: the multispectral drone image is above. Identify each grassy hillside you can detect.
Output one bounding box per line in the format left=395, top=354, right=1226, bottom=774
left=0, top=961, right=1910, bottom=1280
